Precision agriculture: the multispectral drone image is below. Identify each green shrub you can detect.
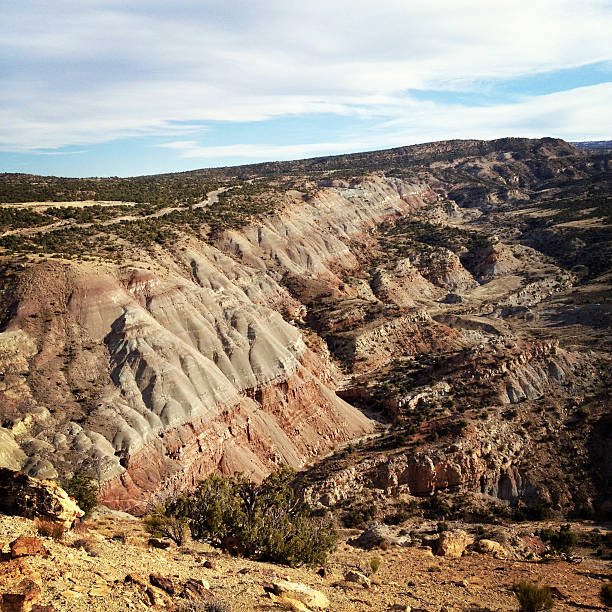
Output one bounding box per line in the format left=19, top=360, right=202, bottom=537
left=369, top=557, right=381, bottom=574
left=512, top=581, right=554, bottom=611
left=539, top=524, right=577, bottom=555
left=600, top=582, right=612, bottom=607
left=143, top=496, right=190, bottom=546
left=186, top=467, right=337, bottom=567
left=343, top=505, right=376, bottom=528
left=65, top=471, right=98, bottom=518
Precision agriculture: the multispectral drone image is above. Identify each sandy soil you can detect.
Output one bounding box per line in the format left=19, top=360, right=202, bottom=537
left=1, top=513, right=610, bottom=611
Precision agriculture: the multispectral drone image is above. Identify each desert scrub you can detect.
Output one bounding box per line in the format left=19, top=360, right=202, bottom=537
left=539, top=524, right=577, bottom=555
left=368, top=557, right=381, bottom=574
left=512, top=581, right=553, bottom=612
left=173, top=466, right=337, bottom=567
left=143, top=496, right=190, bottom=546
left=65, top=470, right=99, bottom=518
left=35, top=517, right=65, bottom=540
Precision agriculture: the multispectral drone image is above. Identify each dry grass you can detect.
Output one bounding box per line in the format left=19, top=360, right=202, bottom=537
left=35, top=517, right=66, bottom=540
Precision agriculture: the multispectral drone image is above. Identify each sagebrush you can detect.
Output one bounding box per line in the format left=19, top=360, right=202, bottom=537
left=513, top=581, right=554, bottom=612
left=148, top=466, right=337, bottom=566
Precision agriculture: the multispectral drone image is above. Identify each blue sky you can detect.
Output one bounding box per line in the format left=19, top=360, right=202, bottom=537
left=1, top=0, right=611, bottom=177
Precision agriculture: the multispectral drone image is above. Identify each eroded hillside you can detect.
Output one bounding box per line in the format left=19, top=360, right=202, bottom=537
left=0, top=137, right=610, bottom=518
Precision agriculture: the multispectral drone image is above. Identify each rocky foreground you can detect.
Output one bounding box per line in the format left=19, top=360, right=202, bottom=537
left=1, top=510, right=611, bottom=612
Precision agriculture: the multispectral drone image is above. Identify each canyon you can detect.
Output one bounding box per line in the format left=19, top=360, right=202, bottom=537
left=0, top=137, right=610, bottom=521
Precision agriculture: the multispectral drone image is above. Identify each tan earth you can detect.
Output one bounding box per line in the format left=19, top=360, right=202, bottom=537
left=1, top=512, right=610, bottom=611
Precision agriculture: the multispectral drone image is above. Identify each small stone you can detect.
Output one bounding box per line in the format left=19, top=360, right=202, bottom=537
left=203, top=560, right=216, bottom=569
left=316, top=568, right=328, bottom=578
left=149, top=573, right=176, bottom=595
left=238, top=567, right=249, bottom=574
left=344, top=570, right=371, bottom=589
left=10, top=536, right=47, bottom=559
left=90, top=584, right=111, bottom=596
left=391, top=605, right=410, bottom=612
left=272, top=580, right=330, bottom=609
left=124, top=572, right=147, bottom=588
left=181, top=577, right=212, bottom=601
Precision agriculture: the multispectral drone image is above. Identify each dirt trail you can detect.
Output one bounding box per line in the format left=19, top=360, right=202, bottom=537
left=1, top=186, right=229, bottom=238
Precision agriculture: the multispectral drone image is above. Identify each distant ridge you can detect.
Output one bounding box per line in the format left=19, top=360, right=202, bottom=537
left=571, top=140, right=612, bottom=153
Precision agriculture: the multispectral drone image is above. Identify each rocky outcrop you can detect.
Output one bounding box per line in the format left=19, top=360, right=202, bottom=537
left=413, top=249, right=478, bottom=291
left=434, top=529, right=474, bottom=557
left=0, top=468, right=84, bottom=527
left=370, top=259, right=441, bottom=307
left=299, top=419, right=529, bottom=507
left=464, top=241, right=521, bottom=282
left=329, top=312, right=463, bottom=373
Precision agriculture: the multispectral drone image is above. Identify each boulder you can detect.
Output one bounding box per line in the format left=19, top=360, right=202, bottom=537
left=149, top=574, right=176, bottom=596
left=124, top=573, right=147, bottom=588
left=434, top=529, right=474, bottom=558
left=271, top=581, right=330, bottom=609
left=181, top=578, right=212, bottom=601
left=349, top=522, right=410, bottom=549
left=9, top=537, right=47, bottom=559
left=276, top=595, right=313, bottom=612
left=343, top=570, right=371, bottom=589
left=0, top=468, right=84, bottom=528
left=474, top=539, right=508, bottom=558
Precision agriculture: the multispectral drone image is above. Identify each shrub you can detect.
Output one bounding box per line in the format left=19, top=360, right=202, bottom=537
left=342, top=505, right=375, bottom=528
left=369, top=557, right=381, bottom=574
left=65, top=471, right=98, bottom=517
left=143, top=496, right=190, bottom=546
left=601, top=582, right=612, bottom=606
left=512, top=581, right=554, bottom=611
left=35, top=518, right=65, bottom=540
left=539, top=524, right=577, bottom=555
left=186, top=467, right=337, bottom=567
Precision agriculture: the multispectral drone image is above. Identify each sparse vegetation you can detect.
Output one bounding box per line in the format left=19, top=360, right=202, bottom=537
left=539, top=524, right=578, bottom=555
left=512, top=581, right=554, bottom=612
left=35, top=517, right=65, bottom=540
left=172, top=467, right=337, bottom=567
left=65, top=470, right=99, bottom=518
left=368, top=556, right=381, bottom=574
left=143, top=496, right=190, bottom=546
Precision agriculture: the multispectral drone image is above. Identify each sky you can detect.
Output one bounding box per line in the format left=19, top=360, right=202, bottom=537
left=1, top=0, right=611, bottom=177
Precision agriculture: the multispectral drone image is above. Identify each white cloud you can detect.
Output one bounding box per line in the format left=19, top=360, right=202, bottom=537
left=0, top=0, right=610, bottom=153
left=156, top=83, right=612, bottom=164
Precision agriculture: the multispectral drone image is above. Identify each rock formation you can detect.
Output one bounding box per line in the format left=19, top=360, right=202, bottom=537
left=0, top=468, right=84, bottom=527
